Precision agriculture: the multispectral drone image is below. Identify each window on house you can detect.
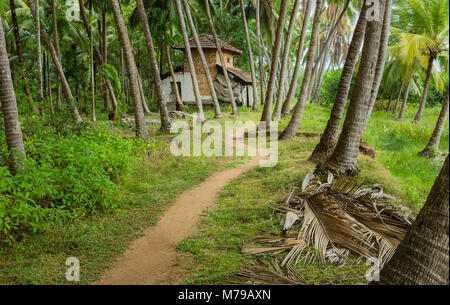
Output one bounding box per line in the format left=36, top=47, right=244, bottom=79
left=227, top=58, right=231, bottom=64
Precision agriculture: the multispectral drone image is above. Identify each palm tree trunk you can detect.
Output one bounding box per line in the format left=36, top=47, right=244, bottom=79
left=27, top=0, right=82, bottom=123
left=36, top=0, right=44, bottom=117
left=204, top=0, right=238, bottom=115
left=386, top=94, right=393, bottom=111
left=364, top=0, right=392, bottom=124
left=419, top=89, right=449, bottom=157
left=165, top=45, right=184, bottom=111
left=273, top=0, right=302, bottom=121
left=393, top=84, right=403, bottom=114
left=88, top=1, right=96, bottom=122
left=0, top=15, right=27, bottom=175
left=279, top=0, right=324, bottom=140
left=109, top=0, right=149, bottom=140
left=79, top=0, right=118, bottom=113
left=238, top=0, right=259, bottom=113
left=174, top=0, right=205, bottom=122
left=255, top=0, right=265, bottom=109
left=102, top=10, right=111, bottom=111
left=309, top=2, right=368, bottom=163
left=375, top=155, right=449, bottom=285
left=326, top=0, right=387, bottom=173
left=414, top=55, right=435, bottom=123
left=181, top=0, right=222, bottom=118
left=282, top=0, right=312, bottom=115
left=260, top=0, right=289, bottom=124
left=50, top=0, right=62, bottom=109
left=397, top=79, right=411, bottom=120
left=10, top=0, right=37, bottom=112
left=135, top=0, right=171, bottom=132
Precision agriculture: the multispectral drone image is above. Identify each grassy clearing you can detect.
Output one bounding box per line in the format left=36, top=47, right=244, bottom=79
left=175, top=103, right=448, bottom=285
left=0, top=102, right=446, bottom=285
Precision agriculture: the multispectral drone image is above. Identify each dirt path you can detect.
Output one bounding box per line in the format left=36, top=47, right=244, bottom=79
left=96, top=128, right=267, bottom=285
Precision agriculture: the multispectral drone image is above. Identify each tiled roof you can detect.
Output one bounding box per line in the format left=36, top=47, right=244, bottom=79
left=219, top=65, right=259, bottom=84
left=173, top=34, right=242, bottom=55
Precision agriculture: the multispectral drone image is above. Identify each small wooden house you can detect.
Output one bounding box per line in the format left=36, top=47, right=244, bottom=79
left=161, top=34, right=258, bottom=110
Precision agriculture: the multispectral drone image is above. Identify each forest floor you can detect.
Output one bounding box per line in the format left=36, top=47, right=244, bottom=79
left=0, top=103, right=447, bottom=284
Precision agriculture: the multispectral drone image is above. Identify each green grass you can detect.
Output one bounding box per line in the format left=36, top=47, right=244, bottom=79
left=0, top=102, right=447, bottom=285
left=0, top=111, right=243, bottom=285
left=175, top=103, right=448, bottom=285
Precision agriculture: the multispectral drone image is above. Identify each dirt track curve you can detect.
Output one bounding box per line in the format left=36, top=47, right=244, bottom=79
left=96, top=128, right=267, bottom=285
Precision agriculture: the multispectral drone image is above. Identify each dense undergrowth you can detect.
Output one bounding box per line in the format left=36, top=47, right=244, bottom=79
left=0, top=111, right=154, bottom=244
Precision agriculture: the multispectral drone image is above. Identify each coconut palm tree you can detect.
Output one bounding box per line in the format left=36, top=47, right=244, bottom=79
left=78, top=0, right=119, bottom=114
left=419, top=88, right=449, bottom=157
left=375, top=155, right=449, bottom=285
left=239, top=0, right=258, bottom=113
left=309, top=1, right=369, bottom=162
left=279, top=0, right=325, bottom=140
left=173, top=0, right=205, bottom=122
left=260, top=0, right=288, bottom=124
left=181, top=0, right=222, bottom=118
left=273, top=0, right=302, bottom=121
left=326, top=0, right=389, bottom=173
left=390, top=0, right=449, bottom=123
left=109, top=0, right=149, bottom=140
left=0, top=14, right=27, bottom=175
left=27, top=0, right=83, bottom=122
left=135, top=0, right=171, bottom=132
left=204, top=0, right=239, bottom=115
left=281, top=0, right=313, bottom=115
left=9, top=0, right=37, bottom=112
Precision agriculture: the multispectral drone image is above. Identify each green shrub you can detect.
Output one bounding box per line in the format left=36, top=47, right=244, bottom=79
left=0, top=122, right=154, bottom=244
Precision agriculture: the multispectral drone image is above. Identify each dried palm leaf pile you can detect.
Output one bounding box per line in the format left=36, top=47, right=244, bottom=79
left=236, top=173, right=416, bottom=284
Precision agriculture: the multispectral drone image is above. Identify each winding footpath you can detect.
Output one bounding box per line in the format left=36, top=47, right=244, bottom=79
left=96, top=128, right=267, bottom=285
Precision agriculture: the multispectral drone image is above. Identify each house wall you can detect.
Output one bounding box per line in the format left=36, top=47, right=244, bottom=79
left=216, top=50, right=234, bottom=68
left=161, top=72, right=214, bottom=107
left=183, top=49, right=218, bottom=97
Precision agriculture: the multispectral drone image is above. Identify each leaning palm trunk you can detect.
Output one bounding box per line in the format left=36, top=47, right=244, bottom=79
left=239, top=0, right=258, bottom=113
left=282, top=0, right=313, bottom=115
left=165, top=46, right=184, bottom=111
left=173, top=0, right=205, bottom=122
left=260, top=0, right=289, bottom=124
left=51, top=0, right=63, bottom=108
left=363, top=0, right=392, bottom=126
left=109, top=0, right=149, bottom=140
left=375, top=155, right=449, bottom=285
left=326, top=0, right=388, bottom=174
left=418, top=89, right=449, bottom=157
left=309, top=2, right=368, bottom=163
left=414, top=56, right=435, bottom=123
left=27, top=0, right=82, bottom=122
left=181, top=0, right=222, bottom=118
left=135, top=0, right=171, bottom=132
left=397, top=79, right=411, bottom=120
left=10, top=0, right=37, bottom=112
left=204, top=0, right=238, bottom=115
left=0, top=15, right=27, bottom=175
left=273, top=0, right=302, bottom=121
left=279, top=0, right=324, bottom=140
left=137, top=73, right=151, bottom=114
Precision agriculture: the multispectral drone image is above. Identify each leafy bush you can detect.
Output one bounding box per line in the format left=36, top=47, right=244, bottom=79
left=317, top=69, right=356, bottom=105
left=0, top=122, right=154, bottom=244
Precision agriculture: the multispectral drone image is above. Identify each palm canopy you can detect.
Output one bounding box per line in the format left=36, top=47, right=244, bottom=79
left=389, top=0, right=449, bottom=77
